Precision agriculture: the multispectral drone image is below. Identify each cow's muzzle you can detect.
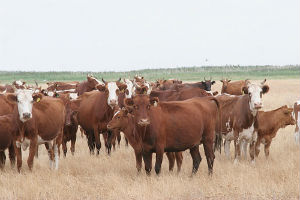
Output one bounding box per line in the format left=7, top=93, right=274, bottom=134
left=22, top=113, right=32, bottom=120
left=138, top=119, right=150, bottom=126
left=254, top=103, right=262, bottom=109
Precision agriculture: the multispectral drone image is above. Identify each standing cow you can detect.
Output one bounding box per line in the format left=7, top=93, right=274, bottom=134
left=215, top=80, right=269, bottom=163
left=294, top=101, right=300, bottom=144
left=220, top=79, right=250, bottom=95
left=6, top=90, right=65, bottom=171
left=124, top=95, right=219, bottom=175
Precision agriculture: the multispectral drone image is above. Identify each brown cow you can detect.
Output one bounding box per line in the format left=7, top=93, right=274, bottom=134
left=124, top=95, right=219, bottom=175
left=0, top=114, right=16, bottom=169
left=74, top=79, right=126, bottom=154
left=215, top=80, right=269, bottom=163
left=107, top=108, right=183, bottom=172
left=253, top=106, right=295, bottom=158
left=294, top=101, right=300, bottom=144
left=220, top=78, right=250, bottom=95
left=75, top=75, right=102, bottom=96
left=0, top=84, right=14, bottom=93
left=6, top=90, right=65, bottom=171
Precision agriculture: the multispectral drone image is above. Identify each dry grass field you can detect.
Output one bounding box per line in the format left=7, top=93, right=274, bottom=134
left=0, top=79, right=299, bottom=199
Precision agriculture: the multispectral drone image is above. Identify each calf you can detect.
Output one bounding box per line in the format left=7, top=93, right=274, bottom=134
left=0, top=114, right=16, bottom=169
left=107, top=108, right=183, bottom=172
left=124, top=95, right=219, bottom=175
left=294, top=101, right=300, bottom=144
left=6, top=90, right=65, bottom=171
left=215, top=80, right=269, bottom=163
left=220, top=79, right=250, bottom=95
left=253, top=106, right=295, bottom=158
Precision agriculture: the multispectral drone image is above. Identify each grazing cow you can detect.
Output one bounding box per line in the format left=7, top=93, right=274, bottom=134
left=6, top=90, right=65, bottom=171
left=107, top=108, right=183, bottom=172
left=0, top=114, right=16, bottom=169
left=220, top=78, right=250, bottom=95
left=75, top=75, right=102, bottom=96
left=215, top=80, right=269, bottom=163
left=253, top=106, right=295, bottom=158
left=74, top=79, right=126, bottom=154
left=150, top=87, right=210, bottom=102
left=294, top=101, right=300, bottom=144
left=124, top=95, right=219, bottom=175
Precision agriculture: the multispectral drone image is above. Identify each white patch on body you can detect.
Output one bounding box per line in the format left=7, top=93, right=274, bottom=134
left=16, top=89, right=34, bottom=122
left=21, top=138, right=31, bottom=151
left=237, top=124, right=256, bottom=160
left=107, top=82, right=119, bottom=107
left=57, top=89, right=76, bottom=93
left=37, top=136, right=51, bottom=145
left=54, top=144, right=59, bottom=170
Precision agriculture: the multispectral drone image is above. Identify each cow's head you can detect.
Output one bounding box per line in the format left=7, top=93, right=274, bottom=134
left=7, top=89, right=43, bottom=122
left=12, top=80, right=26, bottom=89
left=87, top=75, right=102, bottom=89
left=279, top=106, right=296, bottom=126
left=201, top=77, right=216, bottom=91
left=220, top=78, right=231, bottom=90
left=97, top=78, right=127, bottom=108
left=124, top=79, right=135, bottom=98
left=107, top=108, right=129, bottom=131
left=242, top=79, right=269, bottom=112
left=124, top=94, right=158, bottom=126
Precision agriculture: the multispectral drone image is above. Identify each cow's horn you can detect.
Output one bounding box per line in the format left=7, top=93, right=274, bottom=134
left=117, top=78, right=121, bottom=82
left=261, top=79, right=266, bottom=85
left=102, top=78, right=107, bottom=84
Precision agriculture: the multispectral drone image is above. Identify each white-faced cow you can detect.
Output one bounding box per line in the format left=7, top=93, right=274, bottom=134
left=215, top=79, right=269, bottom=163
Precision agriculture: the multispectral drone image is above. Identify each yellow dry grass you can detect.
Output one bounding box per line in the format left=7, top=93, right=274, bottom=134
left=0, top=79, right=299, bottom=200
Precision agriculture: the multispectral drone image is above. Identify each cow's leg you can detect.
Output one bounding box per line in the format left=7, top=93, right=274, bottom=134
left=203, top=138, right=215, bottom=175
left=55, top=130, right=63, bottom=157
left=175, top=152, right=183, bottom=173
left=0, top=151, right=6, bottom=169
left=27, top=137, right=38, bottom=171
left=166, top=152, right=175, bottom=171
left=13, top=142, right=22, bottom=172
left=45, top=142, right=54, bottom=169
left=234, top=132, right=241, bottom=164
left=241, top=140, right=248, bottom=159
left=35, top=146, right=39, bottom=158
left=154, top=147, right=164, bottom=174
left=255, top=137, right=261, bottom=157
left=93, top=126, right=101, bottom=155
left=117, top=131, right=121, bottom=148
left=135, top=150, right=142, bottom=172
left=70, top=136, right=76, bottom=156
left=264, top=139, right=272, bottom=158
left=62, top=138, right=67, bottom=157
left=142, top=152, right=153, bottom=175
left=87, top=131, right=95, bottom=155
left=53, top=141, right=59, bottom=170
left=224, top=140, right=231, bottom=159
left=190, top=145, right=201, bottom=174
left=8, top=143, right=15, bottom=168
left=125, top=136, right=129, bottom=147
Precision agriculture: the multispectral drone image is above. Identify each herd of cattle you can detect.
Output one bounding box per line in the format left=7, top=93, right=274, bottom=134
left=0, top=76, right=299, bottom=175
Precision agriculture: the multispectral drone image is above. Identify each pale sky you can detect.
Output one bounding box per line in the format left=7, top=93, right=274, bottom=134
left=0, top=0, right=299, bottom=72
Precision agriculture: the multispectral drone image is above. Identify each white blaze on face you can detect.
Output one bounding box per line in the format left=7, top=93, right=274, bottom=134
left=90, top=76, right=102, bottom=85
left=107, top=82, right=119, bottom=107
left=69, top=93, right=78, bottom=100
left=124, top=79, right=134, bottom=98
left=15, top=80, right=23, bottom=86
left=247, top=84, right=263, bottom=113
left=16, top=89, right=34, bottom=122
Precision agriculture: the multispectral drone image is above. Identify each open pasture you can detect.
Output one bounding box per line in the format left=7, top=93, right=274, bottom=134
left=0, top=79, right=299, bottom=199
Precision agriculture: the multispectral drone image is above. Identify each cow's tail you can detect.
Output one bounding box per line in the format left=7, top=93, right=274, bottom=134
left=209, top=97, right=222, bottom=154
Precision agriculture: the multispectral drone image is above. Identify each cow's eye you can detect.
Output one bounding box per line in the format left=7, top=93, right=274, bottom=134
left=117, top=116, right=120, bottom=119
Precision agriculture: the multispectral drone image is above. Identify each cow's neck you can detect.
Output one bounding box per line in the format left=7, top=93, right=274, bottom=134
left=241, top=95, right=255, bottom=128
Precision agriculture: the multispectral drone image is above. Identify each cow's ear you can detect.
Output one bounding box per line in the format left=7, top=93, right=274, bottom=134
left=117, top=83, right=127, bottom=92
left=242, top=87, right=248, bottom=94
left=33, top=93, right=43, bottom=102
left=262, top=85, right=269, bottom=94
left=125, top=89, right=129, bottom=95
left=96, top=84, right=106, bottom=92
left=124, top=98, right=134, bottom=107
left=150, top=97, right=159, bottom=107
left=6, top=94, right=17, bottom=103
left=212, top=81, right=216, bottom=85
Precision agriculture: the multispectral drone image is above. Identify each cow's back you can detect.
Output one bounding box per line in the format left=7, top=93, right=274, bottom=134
left=0, top=95, right=15, bottom=115
left=222, top=80, right=246, bottom=95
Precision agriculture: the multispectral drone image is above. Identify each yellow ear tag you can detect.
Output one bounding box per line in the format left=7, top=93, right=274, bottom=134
left=36, top=98, right=41, bottom=103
